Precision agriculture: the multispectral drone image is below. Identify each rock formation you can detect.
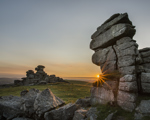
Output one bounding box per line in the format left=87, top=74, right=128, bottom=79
left=0, top=89, right=96, bottom=120
left=90, top=13, right=150, bottom=113
left=0, top=88, right=65, bottom=120
left=14, top=65, right=68, bottom=86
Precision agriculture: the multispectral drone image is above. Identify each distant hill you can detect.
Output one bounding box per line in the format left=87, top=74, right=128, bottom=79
left=0, top=78, right=20, bottom=85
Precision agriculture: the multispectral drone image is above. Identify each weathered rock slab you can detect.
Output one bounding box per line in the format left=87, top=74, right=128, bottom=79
left=141, top=63, right=150, bottom=69
left=118, top=55, right=136, bottom=67
left=75, top=97, right=91, bottom=107
left=0, top=95, right=24, bottom=119
left=135, top=100, right=150, bottom=116
left=90, top=24, right=135, bottom=50
left=119, top=66, right=136, bottom=75
left=117, top=99, right=136, bottom=112
left=90, top=87, right=115, bottom=105
left=20, top=88, right=40, bottom=116
left=34, top=88, right=65, bottom=118
left=141, top=83, right=150, bottom=93
left=73, top=109, right=87, bottom=120
left=117, top=90, right=137, bottom=102
left=100, top=61, right=117, bottom=73
left=120, top=74, right=136, bottom=82
left=141, top=73, right=150, bottom=83
left=92, top=46, right=116, bottom=66
left=91, top=13, right=132, bottom=39
left=44, top=103, right=80, bottom=120
left=119, top=81, right=138, bottom=92
left=86, top=107, right=97, bottom=120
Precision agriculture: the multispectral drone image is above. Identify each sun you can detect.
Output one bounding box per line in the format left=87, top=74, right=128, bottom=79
left=97, top=74, right=100, bottom=78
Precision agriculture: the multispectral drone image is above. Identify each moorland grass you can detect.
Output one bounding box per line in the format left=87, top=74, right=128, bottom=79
left=1, top=80, right=150, bottom=120
left=0, top=80, right=92, bottom=104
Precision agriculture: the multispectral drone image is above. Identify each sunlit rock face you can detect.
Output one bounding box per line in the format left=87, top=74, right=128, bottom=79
left=90, top=13, right=150, bottom=112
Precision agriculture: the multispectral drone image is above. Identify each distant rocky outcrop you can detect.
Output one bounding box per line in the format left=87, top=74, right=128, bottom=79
left=14, top=65, right=68, bottom=86
left=90, top=12, right=150, bottom=117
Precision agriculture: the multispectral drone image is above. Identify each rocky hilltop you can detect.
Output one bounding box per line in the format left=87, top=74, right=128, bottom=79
left=90, top=13, right=150, bottom=119
left=14, top=65, right=68, bottom=86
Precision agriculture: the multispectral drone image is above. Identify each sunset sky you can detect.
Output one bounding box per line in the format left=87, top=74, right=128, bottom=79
left=0, top=0, right=150, bottom=78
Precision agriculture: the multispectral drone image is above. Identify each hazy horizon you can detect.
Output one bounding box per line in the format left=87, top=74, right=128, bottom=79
left=0, top=76, right=98, bottom=85
left=1, top=1, right=150, bottom=78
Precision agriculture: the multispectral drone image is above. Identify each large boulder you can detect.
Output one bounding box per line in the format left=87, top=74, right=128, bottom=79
left=119, top=81, right=138, bottom=92
left=90, top=23, right=136, bottom=50
left=20, top=88, right=41, bottom=116
left=0, top=95, right=24, bottom=119
left=91, top=13, right=132, bottom=39
left=90, top=86, right=115, bottom=105
left=92, top=46, right=116, bottom=66
left=26, top=70, right=35, bottom=79
left=135, top=100, right=150, bottom=119
left=44, top=103, right=80, bottom=120
left=34, top=88, right=65, bottom=119
left=73, top=108, right=87, bottom=120
left=85, top=107, right=98, bottom=120
left=117, top=90, right=137, bottom=112
left=75, top=97, right=91, bottom=107
left=35, top=65, right=45, bottom=71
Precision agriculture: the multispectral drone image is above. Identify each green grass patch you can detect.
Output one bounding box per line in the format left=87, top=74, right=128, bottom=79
left=92, top=103, right=134, bottom=120
left=0, top=80, right=92, bottom=104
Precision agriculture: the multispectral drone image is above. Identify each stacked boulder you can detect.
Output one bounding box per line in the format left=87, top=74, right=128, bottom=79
left=14, top=65, right=68, bottom=86
left=90, top=13, right=150, bottom=112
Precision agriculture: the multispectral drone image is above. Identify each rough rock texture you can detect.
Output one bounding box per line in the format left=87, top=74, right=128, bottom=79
left=73, top=109, right=87, bottom=120
left=141, top=73, right=150, bottom=93
left=75, top=97, right=91, bottom=107
left=90, top=13, right=150, bottom=112
left=12, top=118, right=33, bottom=120
left=135, top=100, right=150, bottom=119
left=117, top=90, right=137, bottom=112
left=0, top=95, right=24, bottom=120
left=34, top=88, right=65, bottom=118
left=44, top=103, right=80, bottom=120
left=85, top=107, right=97, bottom=120
left=14, top=65, right=68, bottom=86
left=20, top=88, right=41, bottom=116
left=90, top=84, right=116, bottom=105
left=90, top=23, right=135, bottom=50
left=0, top=88, right=65, bottom=120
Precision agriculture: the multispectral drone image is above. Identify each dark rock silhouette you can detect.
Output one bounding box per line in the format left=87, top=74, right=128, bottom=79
left=14, top=65, right=68, bottom=86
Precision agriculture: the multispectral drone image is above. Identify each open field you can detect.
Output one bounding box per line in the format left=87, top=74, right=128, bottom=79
left=0, top=80, right=92, bottom=104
